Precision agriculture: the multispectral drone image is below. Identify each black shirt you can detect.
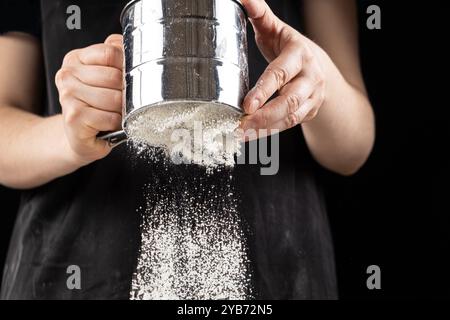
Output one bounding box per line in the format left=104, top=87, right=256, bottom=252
left=0, top=0, right=337, bottom=299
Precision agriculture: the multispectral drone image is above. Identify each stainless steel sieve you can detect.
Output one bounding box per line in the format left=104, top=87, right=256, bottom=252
left=100, top=0, right=249, bottom=147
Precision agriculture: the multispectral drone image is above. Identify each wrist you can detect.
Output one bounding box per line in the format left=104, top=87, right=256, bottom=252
left=308, top=41, right=348, bottom=109
left=51, top=115, right=87, bottom=173
left=58, top=117, right=111, bottom=170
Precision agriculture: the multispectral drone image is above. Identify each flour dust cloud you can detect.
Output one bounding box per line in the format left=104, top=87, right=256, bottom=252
left=128, top=103, right=253, bottom=300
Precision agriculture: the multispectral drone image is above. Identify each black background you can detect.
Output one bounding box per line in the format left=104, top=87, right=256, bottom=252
left=0, top=1, right=448, bottom=299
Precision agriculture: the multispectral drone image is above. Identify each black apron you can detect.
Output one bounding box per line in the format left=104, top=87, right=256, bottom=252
left=1, top=0, right=337, bottom=299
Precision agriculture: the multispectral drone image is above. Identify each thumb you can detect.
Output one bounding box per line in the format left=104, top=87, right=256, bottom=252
left=240, top=0, right=281, bottom=34
left=104, top=34, right=123, bottom=49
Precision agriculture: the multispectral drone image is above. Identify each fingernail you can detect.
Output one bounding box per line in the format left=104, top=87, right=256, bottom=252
left=240, top=118, right=248, bottom=131
left=241, top=119, right=255, bottom=132
left=249, top=99, right=260, bottom=113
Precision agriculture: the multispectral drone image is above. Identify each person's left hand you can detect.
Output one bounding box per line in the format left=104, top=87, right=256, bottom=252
left=240, top=0, right=326, bottom=137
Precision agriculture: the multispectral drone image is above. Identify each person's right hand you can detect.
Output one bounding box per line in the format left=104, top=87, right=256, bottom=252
left=55, top=34, right=124, bottom=166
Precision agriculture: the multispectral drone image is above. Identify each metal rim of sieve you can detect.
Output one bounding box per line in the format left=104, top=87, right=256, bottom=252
left=119, top=0, right=248, bottom=27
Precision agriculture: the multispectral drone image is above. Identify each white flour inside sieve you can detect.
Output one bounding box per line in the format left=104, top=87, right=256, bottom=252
left=126, top=102, right=242, bottom=170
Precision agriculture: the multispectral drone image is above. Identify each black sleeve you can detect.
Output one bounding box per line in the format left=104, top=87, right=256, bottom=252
left=0, top=0, right=41, bottom=39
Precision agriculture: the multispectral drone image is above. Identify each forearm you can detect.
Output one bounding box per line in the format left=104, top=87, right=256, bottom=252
left=0, top=106, right=82, bottom=189
left=302, top=45, right=375, bottom=175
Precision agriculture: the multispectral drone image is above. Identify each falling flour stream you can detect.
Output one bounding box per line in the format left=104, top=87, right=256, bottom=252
left=127, top=104, right=253, bottom=300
